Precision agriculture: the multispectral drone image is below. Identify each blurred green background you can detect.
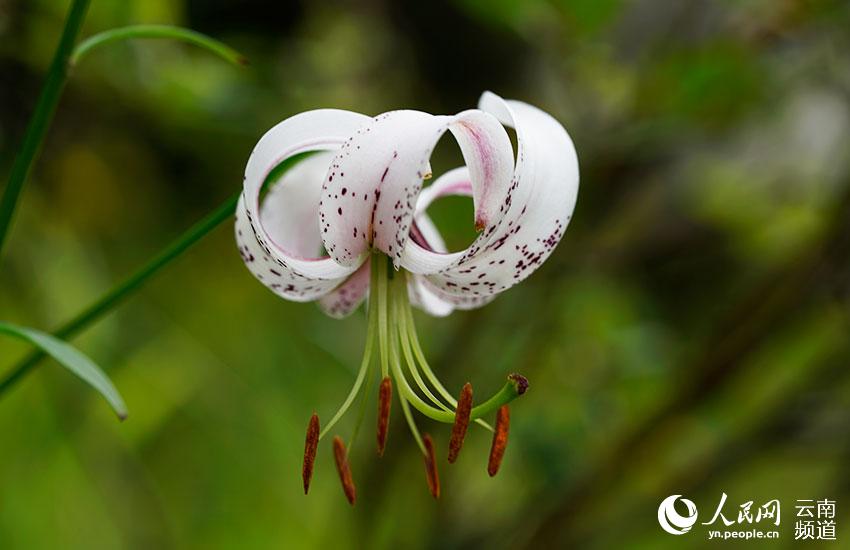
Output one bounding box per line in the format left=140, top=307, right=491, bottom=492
left=2, top=0, right=850, bottom=548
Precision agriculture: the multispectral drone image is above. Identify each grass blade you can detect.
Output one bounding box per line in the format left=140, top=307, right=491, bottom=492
left=71, top=24, right=247, bottom=67
left=0, top=322, right=127, bottom=420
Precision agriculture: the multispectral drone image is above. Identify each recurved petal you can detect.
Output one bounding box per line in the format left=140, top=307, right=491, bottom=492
left=417, top=276, right=497, bottom=311
left=408, top=274, right=454, bottom=317
left=318, top=260, right=371, bottom=318
left=236, top=198, right=346, bottom=301
left=260, top=152, right=334, bottom=258
left=415, top=166, right=473, bottom=214
left=319, top=109, right=514, bottom=268
left=236, top=109, right=371, bottom=301
left=400, top=92, right=579, bottom=302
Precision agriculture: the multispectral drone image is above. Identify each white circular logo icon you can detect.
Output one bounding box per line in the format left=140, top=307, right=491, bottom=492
left=658, top=495, right=699, bottom=535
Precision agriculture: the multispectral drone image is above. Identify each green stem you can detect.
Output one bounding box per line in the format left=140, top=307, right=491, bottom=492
left=71, top=24, right=247, bottom=67
left=0, top=193, right=239, bottom=395
left=0, top=0, right=90, bottom=263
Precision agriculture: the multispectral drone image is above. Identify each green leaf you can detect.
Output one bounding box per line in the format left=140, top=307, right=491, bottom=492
left=0, top=322, right=127, bottom=420
left=70, top=24, right=248, bottom=67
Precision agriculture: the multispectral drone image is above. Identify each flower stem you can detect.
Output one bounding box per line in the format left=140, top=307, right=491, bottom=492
left=0, top=193, right=239, bottom=396
left=0, top=0, right=90, bottom=264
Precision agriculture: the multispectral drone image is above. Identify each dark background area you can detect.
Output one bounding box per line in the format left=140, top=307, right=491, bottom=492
left=1, top=0, right=849, bottom=548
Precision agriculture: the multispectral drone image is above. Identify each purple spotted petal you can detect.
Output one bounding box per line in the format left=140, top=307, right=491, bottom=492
left=319, top=109, right=513, bottom=268
left=407, top=274, right=453, bottom=317
left=236, top=109, right=371, bottom=301
left=415, top=166, right=473, bottom=214
left=399, top=92, right=579, bottom=304
left=318, top=260, right=371, bottom=318
left=260, top=152, right=333, bottom=258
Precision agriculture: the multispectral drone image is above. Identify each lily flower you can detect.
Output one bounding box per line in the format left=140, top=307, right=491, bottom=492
left=235, top=91, right=578, bottom=503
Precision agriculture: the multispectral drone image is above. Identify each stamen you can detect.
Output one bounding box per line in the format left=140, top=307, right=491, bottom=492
left=400, top=297, right=493, bottom=431
left=376, top=254, right=390, bottom=379
left=488, top=405, right=510, bottom=477
left=423, top=434, right=440, bottom=499
left=303, top=254, right=527, bottom=502
left=377, top=376, right=392, bottom=456
left=317, top=267, right=379, bottom=440
left=302, top=413, right=319, bottom=494
left=448, top=383, right=473, bottom=463
left=394, top=276, right=457, bottom=414
left=332, top=436, right=357, bottom=505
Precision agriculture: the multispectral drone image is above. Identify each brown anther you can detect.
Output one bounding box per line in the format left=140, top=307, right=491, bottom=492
left=332, top=436, right=356, bottom=505
left=487, top=405, right=510, bottom=477
left=376, top=377, right=392, bottom=456
left=423, top=434, right=441, bottom=499
left=302, top=413, right=319, bottom=494
left=448, top=383, right=473, bottom=463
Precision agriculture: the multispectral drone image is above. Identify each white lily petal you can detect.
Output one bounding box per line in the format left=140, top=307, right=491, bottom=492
left=236, top=109, right=371, bottom=301
left=318, top=260, right=371, bottom=318
left=261, top=152, right=334, bottom=258
left=402, top=167, right=473, bottom=274
left=319, top=109, right=513, bottom=268
left=408, top=275, right=454, bottom=317
left=411, top=168, right=474, bottom=255
left=449, top=110, right=515, bottom=231
left=399, top=92, right=579, bottom=301
left=236, top=198, right=344, bottom=301
left=415, top=166, right=473, bottom=214
left=412, top=211, right=447, bottom=254
left=417, top=274, right=497, bottom=311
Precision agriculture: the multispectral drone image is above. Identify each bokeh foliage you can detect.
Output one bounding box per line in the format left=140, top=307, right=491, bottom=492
left=2, top=0, right=850, bottom=548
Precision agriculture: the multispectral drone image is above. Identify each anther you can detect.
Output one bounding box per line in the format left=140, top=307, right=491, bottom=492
left=332, top=436, right=356, bottom=505
left=488, top=405, right=510, bottom=477
left=448, top=383, right=473, bottom=463
left=302, top=413, right=319, bottom=494
left=423, top=434, right=440, bottom=499
left=377, top=377, right=392, bottom=456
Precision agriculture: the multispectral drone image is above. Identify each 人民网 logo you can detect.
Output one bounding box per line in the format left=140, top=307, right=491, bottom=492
left=658, top=495, right=699, bottom=535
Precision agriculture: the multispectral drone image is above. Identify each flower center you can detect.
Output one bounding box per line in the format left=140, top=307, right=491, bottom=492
left=302, top=253, right=528, bottom=503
